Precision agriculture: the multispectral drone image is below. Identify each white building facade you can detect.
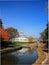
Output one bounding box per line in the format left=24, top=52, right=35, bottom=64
left=11, top=32, right=28, bottom=42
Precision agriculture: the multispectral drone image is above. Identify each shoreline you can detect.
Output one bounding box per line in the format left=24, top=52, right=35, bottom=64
left=1, top=46, right=22, bottom=54
left=32, top=43, right=49, bottom=65
left=32, top=47, right=46, bottom=65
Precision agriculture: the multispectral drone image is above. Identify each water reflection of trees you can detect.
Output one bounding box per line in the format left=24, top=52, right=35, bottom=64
left=1, top=54, right=19, bottom=65
left=28, top=47, right=34, bottom=54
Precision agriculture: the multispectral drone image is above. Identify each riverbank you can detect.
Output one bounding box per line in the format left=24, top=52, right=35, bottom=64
left=1, top=46, right=22, bottom=54
left=33, top=47, right=46, bottom=65
left=32, top=42, right=49, bottom=65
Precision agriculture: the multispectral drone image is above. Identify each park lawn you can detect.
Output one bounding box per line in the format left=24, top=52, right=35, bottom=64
left=8, top=41, right=36, bottom=49
left=11, top=41, right=35, bottom=45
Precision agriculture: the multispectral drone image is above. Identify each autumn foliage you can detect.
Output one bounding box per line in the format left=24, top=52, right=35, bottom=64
left=0, top=28, right=10, bottom=41
left=28, top=37, right=33, bottom=42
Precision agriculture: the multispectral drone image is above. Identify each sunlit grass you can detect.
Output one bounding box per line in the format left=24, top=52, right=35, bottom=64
left=34, top=48, right=46, bottom=64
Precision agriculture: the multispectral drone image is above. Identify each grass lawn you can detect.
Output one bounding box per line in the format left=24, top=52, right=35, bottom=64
left=8, top=41, right=37, bottom=49
left=12, top=41, right=35, bottom=45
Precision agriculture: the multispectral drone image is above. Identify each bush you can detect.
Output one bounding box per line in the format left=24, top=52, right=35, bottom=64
left=1, top=41, right=15, bottom=48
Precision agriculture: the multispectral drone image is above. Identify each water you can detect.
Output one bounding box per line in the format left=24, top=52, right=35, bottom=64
left=1, top=48, right=38, bottom=65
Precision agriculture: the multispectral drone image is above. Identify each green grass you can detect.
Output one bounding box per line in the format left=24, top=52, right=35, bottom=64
left=13, top=42, right=28, bottom=44
left=12, top=41, right=35, bottom=45
left=8, top=41, right=36, bottom=48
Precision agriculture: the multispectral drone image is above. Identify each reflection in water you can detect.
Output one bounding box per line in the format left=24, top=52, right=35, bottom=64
left=28, top=47, right=34, bottom=54
left=16, top=48, right=28, bottom=56
left=1, top=48, right=38, bottom=65
left=1, top=54, right=18, bottom=65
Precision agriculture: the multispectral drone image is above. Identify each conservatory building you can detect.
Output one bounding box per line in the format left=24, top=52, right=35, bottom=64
left=11, top=32, right=28, bottom=42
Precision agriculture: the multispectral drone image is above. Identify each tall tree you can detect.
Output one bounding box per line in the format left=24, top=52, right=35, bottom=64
left=0, top=19, right=3, bottom=28
left=40, top=22, right=48, bottom=48
left=0, top=28, right=10, bottom=48
left=6, top=27, right=19, bottom=39
left=40, top=23, right=48, bottom=42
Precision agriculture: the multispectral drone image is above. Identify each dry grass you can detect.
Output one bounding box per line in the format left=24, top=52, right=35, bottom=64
left=33, top=43, right=46, bottom=65
left=35, top=48, right=46, bottom=64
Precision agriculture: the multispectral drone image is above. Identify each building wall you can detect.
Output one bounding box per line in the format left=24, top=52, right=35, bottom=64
left=14, top=37, right=28, bottom=42
left=11, top=32, right=28, bottom=42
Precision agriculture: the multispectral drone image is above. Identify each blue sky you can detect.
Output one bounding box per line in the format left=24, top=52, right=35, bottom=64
left=0, top=0, right=48, bottom=38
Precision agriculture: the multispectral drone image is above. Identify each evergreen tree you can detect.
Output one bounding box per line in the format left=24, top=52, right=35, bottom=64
left=0, top=19, right=3, bottom=28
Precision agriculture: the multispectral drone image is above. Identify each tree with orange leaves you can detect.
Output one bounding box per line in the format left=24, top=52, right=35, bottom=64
left=0, top=28, right=10, bottom=41
left=0, top=19, right=10, bottom=41
left=0, top=19, right=10, bottom=48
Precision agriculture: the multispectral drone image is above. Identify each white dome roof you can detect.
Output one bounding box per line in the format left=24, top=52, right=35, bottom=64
left=18, top=32, right=27, bottom=38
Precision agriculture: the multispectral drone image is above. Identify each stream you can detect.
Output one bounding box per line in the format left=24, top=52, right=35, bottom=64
left=1, top=48, right=38, bottom=65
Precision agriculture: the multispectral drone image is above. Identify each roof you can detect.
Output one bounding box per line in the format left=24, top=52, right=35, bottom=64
left=18, top=32, right=28, bottom=38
